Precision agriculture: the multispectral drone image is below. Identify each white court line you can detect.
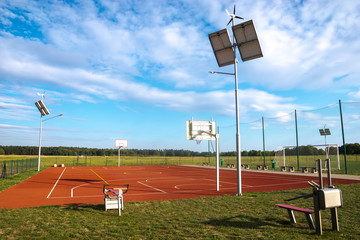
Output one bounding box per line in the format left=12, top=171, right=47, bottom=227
left=137, top=181, right=167, bottom=193
left=47, top=167, right=67, bottom=199
left=70, top=180, right=104, bottom=198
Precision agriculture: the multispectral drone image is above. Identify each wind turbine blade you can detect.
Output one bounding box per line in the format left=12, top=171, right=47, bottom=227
left=233, top=5, right=236, bottom=14
left=235, top=16, right=244, bottom=20
left=225, top=9, right=230, bottom=16
left=227, top=18, right=232, bottom=26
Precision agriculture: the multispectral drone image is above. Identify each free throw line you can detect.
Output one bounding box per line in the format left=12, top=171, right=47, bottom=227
left=47, top=167, right=67, bottom=198
left=90, top=169, right=109, bottom=185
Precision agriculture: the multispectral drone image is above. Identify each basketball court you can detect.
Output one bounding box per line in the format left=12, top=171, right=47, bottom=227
left=0, top=165, right=359, bottom=209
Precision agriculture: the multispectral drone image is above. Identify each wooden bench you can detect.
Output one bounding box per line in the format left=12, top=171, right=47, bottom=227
left=280, top=166, right=295, bottom=172
left=301, top=167, right=317, bottom=173
left=257, top=165, right=268, bottom=170
left=301, top=167, right=309, bottom=173
left=276, top=204, right=315, bottom=229
left=226, top=164, right=235, bottom=168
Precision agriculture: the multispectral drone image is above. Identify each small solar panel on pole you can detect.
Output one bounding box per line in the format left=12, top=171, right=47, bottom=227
left=35, top=94, right=50, bottom=172
left=208, top=5, right=263, bottom=196
left=319, top=126, right=331, bottom=159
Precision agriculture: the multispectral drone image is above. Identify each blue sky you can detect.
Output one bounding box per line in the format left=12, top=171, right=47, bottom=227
left=1, top=0, right=360, bottom=152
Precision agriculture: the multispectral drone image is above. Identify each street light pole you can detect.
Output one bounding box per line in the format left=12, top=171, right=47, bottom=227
left=232, top=17, right=242, bottom=196
left=208, top=7, right=263, bottom=196
left=35, top=92, right=62, bottom=172
left=37, top=114, right=43, bottom=172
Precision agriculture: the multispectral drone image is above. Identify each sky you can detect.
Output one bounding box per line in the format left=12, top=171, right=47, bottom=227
left=1, top=0, right=360, bottom=152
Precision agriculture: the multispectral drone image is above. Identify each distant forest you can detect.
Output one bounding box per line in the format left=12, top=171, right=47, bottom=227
left=1, top=144, right=359, bottom=157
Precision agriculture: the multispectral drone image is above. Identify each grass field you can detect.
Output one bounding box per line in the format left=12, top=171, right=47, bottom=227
left=0, top=169, right=359, bottom=239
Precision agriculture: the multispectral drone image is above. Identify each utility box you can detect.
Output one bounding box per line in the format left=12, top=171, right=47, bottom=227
left=318, top=188, right=342, bottom=210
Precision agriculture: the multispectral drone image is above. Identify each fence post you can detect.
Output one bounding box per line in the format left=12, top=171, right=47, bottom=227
left=1, top=161, right=7, bottom=178
left=262, top=117, right=266, bottom=166
left=339, top=99, right=348, bottom=174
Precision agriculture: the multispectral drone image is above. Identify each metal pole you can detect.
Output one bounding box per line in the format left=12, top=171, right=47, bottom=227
left=216, top=134, right=220, bottom=191
left=37, top=114, right=43, bottom=172
left=232, top=19, right=242, bottom=196
left=324, top=125, right=328, bottom=159
left=338, top=100, right=348, bottom=174
left=262, top=117, right=266, bottom=166
left=118, top=147, right=120, bottom=167
left=208, top=140, right=211, bottom=164
left=295, top=110, right=300, bottom=170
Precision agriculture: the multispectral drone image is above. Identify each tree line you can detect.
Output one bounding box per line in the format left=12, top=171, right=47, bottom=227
left=1, top=144, right=359, bottom=157
left=0, top=146, right=208, bottom=157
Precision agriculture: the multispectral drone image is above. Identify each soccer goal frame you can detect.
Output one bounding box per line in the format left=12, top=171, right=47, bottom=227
left=274, top=144, right=340, bottom=170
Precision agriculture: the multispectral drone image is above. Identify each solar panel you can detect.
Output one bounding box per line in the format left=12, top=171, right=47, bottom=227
left=208, top=28, right=235, bottom=67
left=232, top=20, right=263, bottom=62
left=35, top=100, right=50, bottom=116
left=319, top=128, right=331, bottom=136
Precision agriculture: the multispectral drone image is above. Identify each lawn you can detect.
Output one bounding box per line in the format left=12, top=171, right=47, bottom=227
left=0, top=168, right=359, bottom=239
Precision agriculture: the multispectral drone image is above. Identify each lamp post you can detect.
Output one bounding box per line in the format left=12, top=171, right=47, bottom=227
left=208, top=6, right=263, bottom=196
left=35, top=94, right=62, bottom=171
left=319, top=126, right=331, bottom=159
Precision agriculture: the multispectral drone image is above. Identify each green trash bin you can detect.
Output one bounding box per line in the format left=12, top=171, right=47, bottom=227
left=220, top=159, right=224, bottom=167
left=271, top=159, right=276, bottom=169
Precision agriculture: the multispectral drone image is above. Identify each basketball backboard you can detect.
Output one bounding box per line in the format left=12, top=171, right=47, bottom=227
left=186, top=120, right=216, bottom=141
left=115, top=139, right=128, bottom=148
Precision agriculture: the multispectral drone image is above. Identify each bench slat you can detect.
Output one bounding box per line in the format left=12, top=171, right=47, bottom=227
left=276, top=204, right=314, bottom=214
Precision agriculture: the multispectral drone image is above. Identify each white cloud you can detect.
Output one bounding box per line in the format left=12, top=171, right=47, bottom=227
left=1, top=0, right=359, bottom=124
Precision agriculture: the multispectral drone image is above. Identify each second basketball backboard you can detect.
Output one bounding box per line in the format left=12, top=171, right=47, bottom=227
left=186, top=120, right=216, bottom=141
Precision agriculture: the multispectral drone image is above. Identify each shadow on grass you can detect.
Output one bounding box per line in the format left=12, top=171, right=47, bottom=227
left=61, top=203, right=104, bottom=211
left=204, top=214, right=285, bottom=229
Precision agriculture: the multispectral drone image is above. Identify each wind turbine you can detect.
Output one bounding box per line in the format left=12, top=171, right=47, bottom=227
left=225, top=5, right=243, bottom=26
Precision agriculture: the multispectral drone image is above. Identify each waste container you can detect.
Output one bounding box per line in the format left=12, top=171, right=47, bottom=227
left=220, top=159, right=224, bottom=167
left=271, top=159, right=276, bottom=169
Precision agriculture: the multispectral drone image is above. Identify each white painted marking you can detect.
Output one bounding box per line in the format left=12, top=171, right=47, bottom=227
left=137, top=181, right=167, bottom=193
left=47, top=167, right=67, bottom=199
left=70, top=180, right=103, bottom=198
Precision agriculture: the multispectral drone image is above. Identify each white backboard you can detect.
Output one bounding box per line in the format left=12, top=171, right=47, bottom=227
left=186, top=120, right=216, bottom=141
left=115, top=139, right=128, bottom=148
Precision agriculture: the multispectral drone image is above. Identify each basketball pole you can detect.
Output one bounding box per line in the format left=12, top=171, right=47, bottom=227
left=216, top=133, right=220, bottom=191
left=118, top=147, right=120, bottom=167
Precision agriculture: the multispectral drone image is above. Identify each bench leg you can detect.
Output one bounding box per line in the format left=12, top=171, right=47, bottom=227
left=118, top=197, right=121, bottom=216
left=305, top=213, right=315, bottom=230
left=287, top=209, right=296, bottom=224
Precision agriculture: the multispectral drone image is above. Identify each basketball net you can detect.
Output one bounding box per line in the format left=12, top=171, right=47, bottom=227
left=196, top=140, right=202, bottom=145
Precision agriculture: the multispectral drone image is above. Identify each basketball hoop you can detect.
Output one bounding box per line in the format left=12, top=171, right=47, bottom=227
left=196, top=140, right=202, bottom=145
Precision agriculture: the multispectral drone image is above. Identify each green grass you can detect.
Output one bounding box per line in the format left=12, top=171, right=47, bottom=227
left=0, top=168, right=359, bottom=239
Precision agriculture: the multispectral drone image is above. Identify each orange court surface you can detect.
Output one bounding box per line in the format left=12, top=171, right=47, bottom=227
left=0, top=165, right=359, bottom=209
